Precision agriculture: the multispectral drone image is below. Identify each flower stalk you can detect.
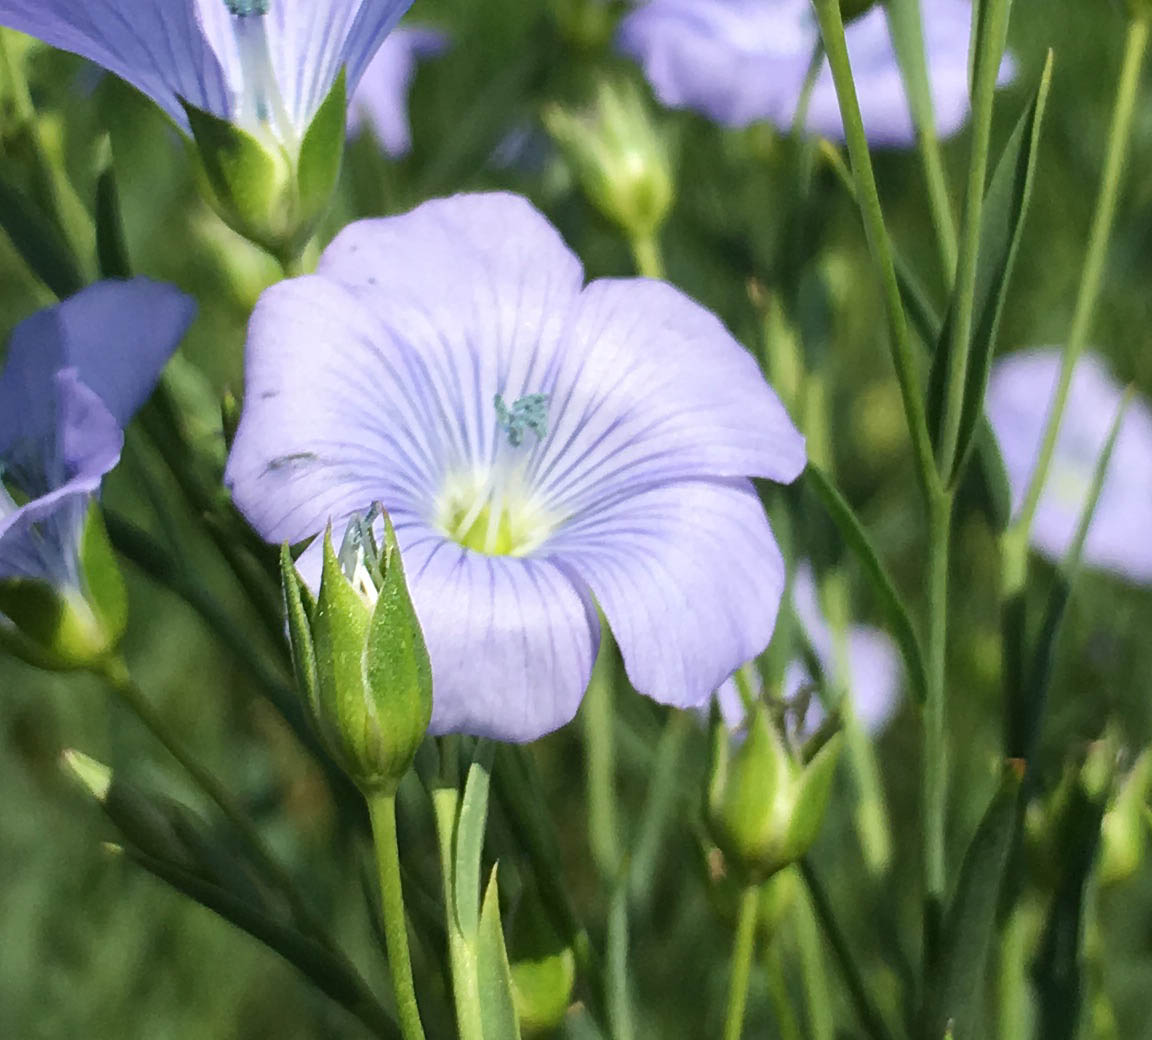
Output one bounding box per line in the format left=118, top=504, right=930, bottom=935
left=722, top=886, right=760, bottom=1040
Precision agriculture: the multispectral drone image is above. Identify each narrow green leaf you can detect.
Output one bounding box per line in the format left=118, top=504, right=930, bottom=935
left=923, top=765, right=1023, bottom=1040
left=296, top=67, right=347, bottom=231
left=280, top=544, right=320, bottom=723
left=0, top=173, right=84, bottom=298
left=476, top=865, right=522, bottom=1040
left=803, top=465, right=928, bottom=703
left=454, top=739, right=495, bottom=941
left=949, top=51, right=1054, bottom=482
left=121, top=845, right=401, bottom=1040
left=95, top=158, right=133, bottom=279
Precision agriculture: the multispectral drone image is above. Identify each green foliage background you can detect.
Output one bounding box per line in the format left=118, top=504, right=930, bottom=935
left=2, top=0, right=1152, bottom=1036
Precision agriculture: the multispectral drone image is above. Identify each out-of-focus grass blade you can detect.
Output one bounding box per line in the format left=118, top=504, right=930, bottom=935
left=804, top=464, right=928, bottom=704
left=948, top=52, right=1054, bottom=484
left=0, top=173, right=85, bottom=298
left=95, top=155, right=133, bottom=279
left=454, top=739, right=495, bottom=940
left=922, top=764, right=1023, bottom=1040
left=476, top=865, right=522, bottom=1040
left=606, top=876, right=636, bottom=1040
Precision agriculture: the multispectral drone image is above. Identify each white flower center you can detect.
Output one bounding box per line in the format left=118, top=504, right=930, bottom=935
left=436, top=464, right=558, bottom=557
left=224, top=1, right=294, bottom=144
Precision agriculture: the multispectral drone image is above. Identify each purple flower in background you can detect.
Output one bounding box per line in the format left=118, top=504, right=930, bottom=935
left=1, top=280, right=196, bottom=589
left=0, top=0, right=414, bottom=148
left=618, top=0, right=1012, bottom=145
left=226, top=192, right=806, bottom=742
left=987, top=349, right=1152, bottom=583
left=716, top=563, right=901, bottom=733
left=348, top=27, right=448, bottom=158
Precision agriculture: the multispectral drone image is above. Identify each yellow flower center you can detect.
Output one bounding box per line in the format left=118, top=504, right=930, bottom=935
left=437, top=467, right=556, bottom=557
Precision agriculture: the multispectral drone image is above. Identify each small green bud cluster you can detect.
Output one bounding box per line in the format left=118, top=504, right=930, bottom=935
left=544, top=77, right=675, bottom=246
left=281, top=508, right=433, bottom=795
left=706, top=702, right=842, bottom=883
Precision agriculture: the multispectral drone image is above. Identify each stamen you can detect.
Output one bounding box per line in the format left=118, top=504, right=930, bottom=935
left=337, top=507, right=383, bottom=605
left=224, top=0, right=269, bottom=15
left=494, top=392, right=551, bottom=447
left=225, top=1, right=294, bottom=143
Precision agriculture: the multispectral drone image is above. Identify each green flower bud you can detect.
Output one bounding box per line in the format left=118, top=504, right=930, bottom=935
left=841, top=0, right=877, bottom=20
left=706, top=702, right=842, bottom=882
left=1098, top=748, right=1152, bottom=887
left=281, top=508, right=433, bottom=795
left=544, top=77, right=675, bottom=245
left=507, top=885, right=577, bottom=1037
left=0, top=502, right=127, bottom=671
left=182, top=70, right=346, bottom=265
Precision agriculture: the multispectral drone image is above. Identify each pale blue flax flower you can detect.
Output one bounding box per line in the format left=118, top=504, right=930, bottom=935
left=716, top=563, right=901, bottom=734
left=618, top=0, right=1013, bottom=145
left=348, top=26, right=448, bottom=158
left=987, top=349, right=1152, bottom=583
left=226, top=193, right=806, bottom=742
left=0, top=0, right=413, bottom=149
left=1, top=280, right=195, bottom=647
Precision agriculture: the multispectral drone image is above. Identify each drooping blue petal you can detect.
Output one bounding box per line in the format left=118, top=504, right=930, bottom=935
left=987, top=349, right=1152, bottom=583
left=547, top=478, right=786, bottom=710
left=0, top=370, right=123, bottom=584
left=295, top=524, right=601, bottom=742
left=0, top=279, right=196, bottom=454
left=348, top=26, right=448, bottom=157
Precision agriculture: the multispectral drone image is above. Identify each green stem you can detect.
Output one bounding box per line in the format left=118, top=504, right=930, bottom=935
left=431, top=742, right=486, bottom=1040
left=936, top=0, right=1013, bottom=477
left=764, top=939, right=803, bottom=1040
left=923, top=489, right=952, bottom=970
left=97, top=657, right=329, bottom=942
left=799, top=859, right=893, bottom=1040
left=584, top=631, right=622, bottom=878
left=723, top=886, right=760, bottom=1040
left=628, top=233, right=665, bottom=280
left=1008, top=17, right=1149, bottom=566
left=795, top=887, right=835, bottom=1040
left=368, top=792, right=428, bottom=1040
left=887, top=0, right=959, bottom=278
left=808, top=0, right=940, bottom=509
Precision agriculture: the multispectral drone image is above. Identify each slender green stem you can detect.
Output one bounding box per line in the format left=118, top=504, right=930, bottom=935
left=97, top=656, right=329, bottom=941
left=887, top=0, right=959, bottom=278
left=923, top=489, right=952, bottom=970
left=799, top=859, right=894, bottom=1040
left=808, top=0, right=939, bottom=509
left=584, top=631, right=622, bottom=878
left=764, top=940, right=803, bottom=1040
left=628, top=233, right=665, bottom=280
left=723, top=886, right=761, bottom=1040
left=431, top=742, right=486, bottom=1040
left=936, top=0, right=1013, bottom=477
left=795, top=887, right=835, bottom=1040
left=1008, top=18, right=1149, bottom=569
left=368, top=792, right=427, bottom=1040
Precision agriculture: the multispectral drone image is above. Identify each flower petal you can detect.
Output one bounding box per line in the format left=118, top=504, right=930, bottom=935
left=549, top=478, right=786, bottom=710
left=531, top=277, right=805, bottom=519
left=226, top=276, right=452, bottom=544
left=988, top=348, right=1152, bottom=582
left=348, top=26, right=447, bottom=156
left=0, top=371, right=122, bottom=583
left=295, top=525, right=600, bottom=742
left=0, top=279, right=195, bottom=454
left=0, top=0, right=229, bottom=129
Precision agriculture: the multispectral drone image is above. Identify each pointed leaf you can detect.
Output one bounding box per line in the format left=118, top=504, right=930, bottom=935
left=804, top=465, right=928, bottom=703
left=454, top=739, right=495, bottom=940
left=924, top=765, right=1023, bottom=1040
left=477, top=865, right=522, bottom=1040
left=280, top=543, right=320, bottom=723
left=0, top=173, right=84, bottom=298
left=296, top=68, right=347, bottom=237
left=95, top=158, right=132, bottom=279
left=784, top=734, right=843, bottom=861
left=80, top=502, right=128, bottom=647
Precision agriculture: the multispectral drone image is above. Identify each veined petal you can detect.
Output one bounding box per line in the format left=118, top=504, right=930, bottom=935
left=196, top=0, right=414, bottom=137
left=296, top=525, right=601, bottom=742
left=532, top=277, right=805, bottom=519
left=549, top=478, right=786, bottom=710
left=0, top=371, right=122, bottom=583
left=0, top=279, right=195, bottom=454
left=0, top=0, right=230, bottom=130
